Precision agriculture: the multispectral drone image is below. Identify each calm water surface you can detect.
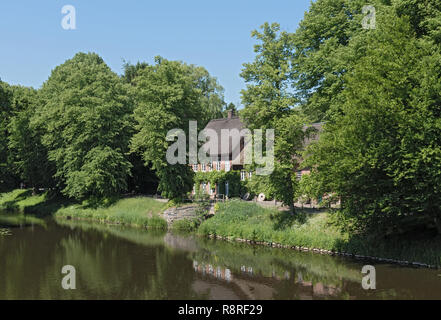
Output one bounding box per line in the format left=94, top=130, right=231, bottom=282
left=0, top=214, right=440, bottom=300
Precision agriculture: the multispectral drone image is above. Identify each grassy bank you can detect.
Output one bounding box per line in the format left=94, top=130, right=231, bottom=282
left=0, top=189, right=64, bottom=216
left=0, top=189, right=168, bottom=230
left=55, top=197, right=168, bottom=229
left=198, top=200, right=441, bottom=267
left=3, top=189, right=441, bottom=266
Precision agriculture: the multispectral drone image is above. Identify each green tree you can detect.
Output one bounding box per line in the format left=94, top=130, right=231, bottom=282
left=34, top=52, right=133, bottom=200
left=240, top=23, right=307, bottom=212
left=0, top=81, right=18, bottom=191
left=7, top=86, right=54, bottom=190
left=395, top=0, right=441, bottom=43
left=122, top=61, right=149, bottom=84
left=305, top=7, right=441, bottom=234
left=130, top=57, right=224, bottom=201
left=292, top=0, right=441, bottom=123
left=240, top=22, right=295, bottom=130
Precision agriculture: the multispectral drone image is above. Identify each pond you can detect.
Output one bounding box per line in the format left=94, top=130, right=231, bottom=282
left=0, top=214, right=440, bottom=300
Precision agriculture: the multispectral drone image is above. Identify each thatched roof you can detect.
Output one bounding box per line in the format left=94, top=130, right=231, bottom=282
left=201, top=115, right=245, bottom=159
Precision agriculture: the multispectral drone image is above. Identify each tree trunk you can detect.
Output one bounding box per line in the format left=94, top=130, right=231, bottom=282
left=435, top=217, right=441, bottom=235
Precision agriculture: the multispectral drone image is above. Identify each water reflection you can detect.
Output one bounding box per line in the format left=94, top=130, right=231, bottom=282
left=0, top=216, right=440, bottom=300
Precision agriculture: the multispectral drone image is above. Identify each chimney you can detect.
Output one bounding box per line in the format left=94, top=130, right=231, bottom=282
left=227, top=109, right=235, bottom=119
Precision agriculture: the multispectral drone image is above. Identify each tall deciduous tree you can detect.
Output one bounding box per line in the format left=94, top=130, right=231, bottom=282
left=130, top=57, right=224, bottom=201
left=0, top=81, right=18, bottom=191
left=305, top=6, right=441, bottom=234
left=34, top=52, right=133, bottom=200
left=241, top=22, right=295, bottom=130
left=240, top=23, right=306, bottom=211
left=8, top=86, right=54, bottom=190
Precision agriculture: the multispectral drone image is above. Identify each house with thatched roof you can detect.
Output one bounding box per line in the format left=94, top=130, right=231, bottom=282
left=192, top=109, right=324, bottom=200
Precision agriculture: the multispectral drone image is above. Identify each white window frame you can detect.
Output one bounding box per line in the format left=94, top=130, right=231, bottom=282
left=225, top=161, right=230, bottom=172
left=193, top=164, right=198, bottom=172
left=201, top=163, right=206, bottom=172
left=216, top=161, right=221, bottom=171
left=241, top=170, right=246, bottom=181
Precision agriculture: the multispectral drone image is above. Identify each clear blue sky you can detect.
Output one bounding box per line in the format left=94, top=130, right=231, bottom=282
left=0, top=0, right=312, bottom=106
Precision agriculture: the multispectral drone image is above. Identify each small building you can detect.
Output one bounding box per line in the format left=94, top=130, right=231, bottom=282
left=191, top=110, right=252, bottom=198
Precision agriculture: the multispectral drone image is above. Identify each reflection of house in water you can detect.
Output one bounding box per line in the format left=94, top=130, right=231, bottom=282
left=193, top=261, right=233, bottom=282
left=192, top=260, right=343, bottom=300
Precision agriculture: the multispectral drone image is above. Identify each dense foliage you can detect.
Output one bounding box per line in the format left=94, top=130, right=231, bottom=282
left=130, top=57, right=225, bottom=201
left=301, top=1, right=441, bottom=235
left=34, top=53, right=134, bottom=200
left=193, top=170, right=244, bottom=198
left=240, top=23, right=310, bottom=211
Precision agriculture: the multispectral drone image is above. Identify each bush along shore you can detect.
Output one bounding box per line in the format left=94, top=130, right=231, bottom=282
left=1, top=190, right=440, bottom=268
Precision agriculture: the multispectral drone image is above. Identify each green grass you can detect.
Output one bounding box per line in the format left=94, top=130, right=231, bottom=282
left=171, top=218, right=201, bottom=232
left=0, top=189, right=70, bottom=217
left=199, top=200, right=344, bottom=248
left=55, top=197, right=168, bottom=229
left=0, top=189, right=47, bottom=212
left=0, top=190, right=168, bottom=230
left=198, top=200, right=441, bottom=267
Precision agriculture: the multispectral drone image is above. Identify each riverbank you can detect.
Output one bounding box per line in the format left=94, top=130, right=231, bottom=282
left=197, top=200, right=441, bottom=268
left=2, top=189, right=441, bottom=268
left=0, top=189, right=168, bottom=230
left=55, top=197, right=168, bottom=229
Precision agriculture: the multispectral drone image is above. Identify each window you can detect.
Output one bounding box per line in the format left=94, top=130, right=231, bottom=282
left=193, top=164, right=198, bottom=172
left=225, top=181, right=229, bottom=197
left=216, top=161, right=221, bottom=171
left=249, top=171, right=252, bottom=179
left=225, top=161, right=230, bottom=172
left=208, top=161, right=212, bottom=171
left=296, top=171, right=302, bottom=180
left=201, top=163, right=206, bottom=172
left=241, top=170, right=246, bottom=181
left=201, top=182, right=206, bottom=194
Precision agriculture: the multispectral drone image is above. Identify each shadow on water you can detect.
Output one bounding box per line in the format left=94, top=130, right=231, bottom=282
left=0, top=217, right=440, bottom=300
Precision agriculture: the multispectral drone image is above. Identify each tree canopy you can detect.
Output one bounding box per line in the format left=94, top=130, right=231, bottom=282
left=130, top=57, right=225, bottom=200
left=34, top=52, right=134, bottom=200
left=303, top=3, right=441, bottom=234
